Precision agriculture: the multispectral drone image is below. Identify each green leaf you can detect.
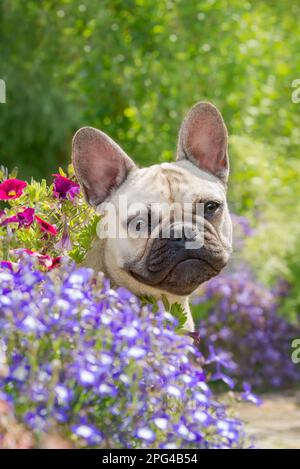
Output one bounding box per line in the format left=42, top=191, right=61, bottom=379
left=58, top=167, right=66, bottom=177
left=169, top=303, right=187, bottom=330
left=69, top=215, right=101, bottom=262
left=139, top=294, right=159, bottom=313
left=161, top=294, right=170, bottom=311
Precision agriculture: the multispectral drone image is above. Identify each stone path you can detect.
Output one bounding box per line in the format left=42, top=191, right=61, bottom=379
left=234, top=390, right=300, bottom=449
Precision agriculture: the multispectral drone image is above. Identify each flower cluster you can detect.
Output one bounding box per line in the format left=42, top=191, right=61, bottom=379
left=0, top=170, right=98, bottom=267
left=192, top=270, right=300, bottom=389
left=0, top=259, right=246, bottom=449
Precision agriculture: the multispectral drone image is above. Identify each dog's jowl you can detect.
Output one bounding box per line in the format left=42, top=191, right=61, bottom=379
left=72, top=102, right=232, bottom=331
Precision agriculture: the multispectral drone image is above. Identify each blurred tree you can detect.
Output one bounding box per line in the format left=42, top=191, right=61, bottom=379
left=1, top=0, right=300, bottom=180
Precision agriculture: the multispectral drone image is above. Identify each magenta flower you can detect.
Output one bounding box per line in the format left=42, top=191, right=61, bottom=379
left=0, top=179, right=27, bottom=200
left=35, top=216, right=58, bottom=236
left=20, top=249, right=61, bottom=270
left=0, top=260, right=18, bottom=271
left=2, top=207, right=35, bottom=228
left=48, top=256, right=61, bottom=270
left=52, top=174, right=80, bottom=200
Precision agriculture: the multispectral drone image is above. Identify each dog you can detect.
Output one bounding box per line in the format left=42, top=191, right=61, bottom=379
left=72, top=102, right=232, bottom=331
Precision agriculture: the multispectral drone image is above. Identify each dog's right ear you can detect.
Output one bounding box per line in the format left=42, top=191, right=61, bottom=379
left=72, top=127, right=136, bottom=206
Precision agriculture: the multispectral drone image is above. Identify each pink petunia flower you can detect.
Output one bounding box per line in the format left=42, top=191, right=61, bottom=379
left=19, top=249, right=61, bottom=270
left=35, top=216, right=58, bottom=236
left=0, top=179, right=27, bottom=200
left=52, top=174, right=80, bottom=200
left=2, top=207, right=35, bottom=228
left=48, top=256, right=61, bottom=270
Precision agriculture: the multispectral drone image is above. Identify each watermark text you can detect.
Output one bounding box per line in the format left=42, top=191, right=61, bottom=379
left=291, top=338, right=300, bottom=364
left=291, top=79, right=300, bottom=103
left=0, top=79, right=6, bottom=103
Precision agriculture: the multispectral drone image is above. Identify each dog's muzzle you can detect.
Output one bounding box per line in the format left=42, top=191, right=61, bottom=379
left=128, top=220, right=230, bottom=296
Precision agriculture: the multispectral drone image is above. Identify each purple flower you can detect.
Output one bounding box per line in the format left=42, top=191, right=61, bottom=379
left=67, top=268, right=93, bottom=286
left=165, top=385, right=182, bottom=398
left=136, top=427, right=156, bottom=443
left=78, top=369, right=97, bottom=386
left=2, top=207, right=34, bottom=228
left=0, top=260, right=17, bottom=271
left=194, top=410, right=211, bottom=425
left=0, top=260, right=247, bottom=449
left=98, top=383, right=118, bottom=396
left=153, top=416, right=169, bottom=431
left=174, top=420, right=197, bottom=442
left=55, top=385, right=73, bottom=405
left=126, top=346, right=146, bottom=359
left=24, top=407, right=48, bottom=431
left=193, top=268, right=300, bottom=390
left=55, top=226, right=72, bottom=251
left=210, top=372, right=235, bottom=389
left=231, top=213, right=254, bottom=237
left=72, top=423, right=102, bottom=445
left=52, top=174, right=80, bottom=200
left=241, top=383, right=262, bottom=406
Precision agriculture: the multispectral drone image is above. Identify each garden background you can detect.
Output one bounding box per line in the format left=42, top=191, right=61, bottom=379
left=0, top=0, right=300, bottom=449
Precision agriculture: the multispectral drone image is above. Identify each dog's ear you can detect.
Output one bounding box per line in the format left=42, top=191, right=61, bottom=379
left=177, top=102, right=229, bottom=183
left=72, top=127, right=136, bottom=206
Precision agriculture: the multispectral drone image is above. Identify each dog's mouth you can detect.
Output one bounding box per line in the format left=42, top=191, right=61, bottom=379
left=129, top=256, right=220, bottom=296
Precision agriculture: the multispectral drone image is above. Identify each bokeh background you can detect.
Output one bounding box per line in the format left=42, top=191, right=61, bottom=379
left=1, top=0, right=300, bottom=447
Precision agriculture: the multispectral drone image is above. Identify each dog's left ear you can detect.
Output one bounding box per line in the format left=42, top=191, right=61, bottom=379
left=177, top=102, right=229, bottom=183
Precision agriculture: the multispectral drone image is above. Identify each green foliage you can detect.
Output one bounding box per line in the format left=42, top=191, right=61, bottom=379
left=192, top=297, right=217, bottom=331
left=140, top=294, right=187, bottom=330
left=140, top=295, right=159, bottom=313
left=69, top=214, right=101, bottom=263
left=226, top=135, right=300, bottom=320
left=161, top=294, right=187, bottom=331
left=227, top=135, right=300, bottom=320
left=169, top=303, right=188, bottom=332
left=1, top=1, right=300, bottom=179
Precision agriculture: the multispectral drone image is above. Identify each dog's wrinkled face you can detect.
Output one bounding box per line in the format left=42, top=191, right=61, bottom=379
left=72, top=102, right=232, bottom=298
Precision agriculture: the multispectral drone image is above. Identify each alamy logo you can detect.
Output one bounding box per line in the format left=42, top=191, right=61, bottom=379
left=291, top=338, right=300, bottom=364
left=0, top=79, right=6, bottom=103
left=291, top=79, right=300, bottom=104
left=96, top=197, right=205, bottom=250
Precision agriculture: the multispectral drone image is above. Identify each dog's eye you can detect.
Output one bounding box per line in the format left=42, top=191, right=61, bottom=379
left=204, top=201, right=221, bottom=218
left=129, top=218, right=149, bottom=236
left=127, top=210, right=153, bottom=238
left=135, top=219, right=146, bottom=232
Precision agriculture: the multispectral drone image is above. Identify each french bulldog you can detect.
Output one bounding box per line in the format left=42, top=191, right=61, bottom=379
left=72, top=102, right=232, bottom=331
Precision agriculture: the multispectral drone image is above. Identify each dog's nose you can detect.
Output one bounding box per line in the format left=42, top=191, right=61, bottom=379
left=168, top=225, right=197, bottom=246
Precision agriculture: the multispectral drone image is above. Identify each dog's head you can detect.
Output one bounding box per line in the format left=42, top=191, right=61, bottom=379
left=72, top=102, right=232, bottom=298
